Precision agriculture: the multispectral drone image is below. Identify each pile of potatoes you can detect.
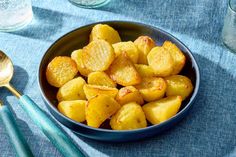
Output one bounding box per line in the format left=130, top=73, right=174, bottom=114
left=46, top=24, right=193, bottom=130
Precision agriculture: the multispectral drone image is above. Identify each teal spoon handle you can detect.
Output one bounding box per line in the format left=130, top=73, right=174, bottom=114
left=0, top=105, right=34, bottom=157
left=19, top=95, right=85, bottom=157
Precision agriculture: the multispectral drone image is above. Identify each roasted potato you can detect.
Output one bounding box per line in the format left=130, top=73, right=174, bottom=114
left=57, top=77, right=86, bottom=102
left=134, top=36, right=156, bottom=64
left=108, top=53, right=141, bottom=86
left=83, top=84, right=118, bottom=100
left=165, top=75, right=193, bottom=100
left=71, top=49, right=92, bottom=77
left=88, top=71, right=116, bottom=88
left=46, top=56, right=78, bottom=88
left=142, top=96, right=182, bottom=125
left=82, top=39, right=115, bottom=71
left=58, top=100, right=87, bottom=122
left=86, top=95, right=120, bottom=128
left=112, top=41, right=139, bottom=63
left=116, top=86, right=144, bottom=105
left=134, top=64, right=155, bottom=77
left=147, top=46, right=174, bottom=77
left=89, top=24, right=121, bottom=44
left=163, top=41, right=186, bottom=74
left=110, top=102, right=147, bottom=130
left=135, top=77, right=167, bottom=102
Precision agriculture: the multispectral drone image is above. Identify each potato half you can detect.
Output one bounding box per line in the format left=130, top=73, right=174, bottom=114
left=88, top=71, right=116, bottom=88
left=112, top=41, right=139, bottom=63
left=165, top=75, right=193, bottom=100
left=135, top=77, right=167, bottom=102
left=116, top=86, right=144, bottom=105
left=57, top=77, right=86, bottom=102
left=134, top=36, right=156, bottom=64
left=89, top=24, right=121, bottom=44
left=46, top=56, right=78, bottom=88
left=135, top=64, right=155, bottom=77
left=108, top=53, right=141, bottom=86
left=110, top=102, right=147, bottom=130
left=82, top=39, right=115, bottom=71
left=147, top=46, right=174, bottom=77
left=142, top=96, right=182, bottom=125
left=86, top=95, right=120, bottom=128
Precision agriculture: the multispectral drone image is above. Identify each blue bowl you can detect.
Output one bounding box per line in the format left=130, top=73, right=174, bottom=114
left=38, top=21, right=200, bottom=142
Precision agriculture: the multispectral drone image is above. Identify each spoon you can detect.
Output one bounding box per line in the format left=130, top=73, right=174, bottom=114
left=0, top=100, right=33, bottom=157
left=0, top=51, right=85, bottom=157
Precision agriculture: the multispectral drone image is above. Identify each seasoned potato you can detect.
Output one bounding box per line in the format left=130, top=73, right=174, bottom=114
left=83, top=84, right=118, bottom=100
left=86, top=95, right=120, bottom=128
left=116, top=86, right=144, bottom=105
left=142, top=96, right=182, bottom=125
left=135, top=77, right=167, bottom=102
left=46, top=56, right=78, bottom=87
left=108, top=53, right=141, bottom=86
left=88, top=71, right=116, bottom=88
left=163, top=41, right=186, bottom=74
left=135, top=64, right=155, bottom=77
left=112, top=41, right=139, bottom=63
left=147, top=46, right=174, bottom=77
left=57, top=77, right=86, bottom=102
left=110, top=102, right=147, bottom=130
left=58, top=100, right=87, bottom=122
left=165, top=75, right=193, bottom=100
left=71, top=49, right=92, bottom=77
left=89, top=24, right=121, bottom=44
left=134, top=36, right=156, bottom=64
left=82, top=39, right=115, bottom=71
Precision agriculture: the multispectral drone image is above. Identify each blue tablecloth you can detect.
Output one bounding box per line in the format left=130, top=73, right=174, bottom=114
left=0, top=0, right=236, bottom=156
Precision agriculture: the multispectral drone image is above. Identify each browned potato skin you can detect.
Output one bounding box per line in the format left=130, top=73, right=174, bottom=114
left=116, top=86, right=144, bottom=105
left=82, top=39, right=115, bottom=72
left=147, top=46, right=174, bottom=77
left=108, top=53, right=141, bottom=86
left=134, top=36, right=156, bottom=64
left=165, top=75, right=193, bottom=100
left=163, top=41, right=186, bottom=74
left=46, top=56, right=78, bottom=88
left=135, top=77, right=167, bottom=102
left=89, top=24, right=121, bottom=44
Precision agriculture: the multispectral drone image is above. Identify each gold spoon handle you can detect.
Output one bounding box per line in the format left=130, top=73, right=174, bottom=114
left=4, top=83, right=21, bottom=98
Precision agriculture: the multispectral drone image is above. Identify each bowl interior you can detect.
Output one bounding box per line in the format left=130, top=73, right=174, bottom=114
left=39, top=21, right=198, bottom=130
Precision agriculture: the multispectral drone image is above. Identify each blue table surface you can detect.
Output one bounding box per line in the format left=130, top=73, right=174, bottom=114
left=0, top=0, right=236, bottom=157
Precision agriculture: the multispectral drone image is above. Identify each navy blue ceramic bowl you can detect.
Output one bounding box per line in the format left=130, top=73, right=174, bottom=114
left=38, top=21, right=200, bottom=142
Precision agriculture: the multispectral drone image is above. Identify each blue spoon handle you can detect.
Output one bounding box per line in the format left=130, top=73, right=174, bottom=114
left=0, top=105, right=34, bottom=157
left=19, top=95, right=85, bottom=157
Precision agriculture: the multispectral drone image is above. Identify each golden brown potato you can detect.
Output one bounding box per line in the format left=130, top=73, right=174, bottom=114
left=147, top=46, right=174, bottom=77
left=71, top=49, right=92, bottom=77
left=142, top=96, right=182, bottom=125
left=83, top=84, right=118, bottom=100
left=46, top=56, right=78, bottom=87
left=110, top=102, right=147, bottom=130
left=86, top=95, right=120, bottom=128
left=112, top=41, right=139, bottom=63
left=57, top=77, right=86, bottom=102
left=116, top=86, right=144, bottom=105
left=135, top=77, right=167, bottom=102
left=134, top=64, right=155, bottom=77
left=134, top=36, right=156, bottom=64
left=108, top=53, right=141, bottom=86
left=58, top=100, right=87, bottom=122
left=88, top=71, right=116, bottom=88
left=82, top=39, right=115, bottom=71
left=89, top=24, right=121, bottom=44
left=165, top=75, right=193, bottom=100
left=163, top=41, right=186, bottom=74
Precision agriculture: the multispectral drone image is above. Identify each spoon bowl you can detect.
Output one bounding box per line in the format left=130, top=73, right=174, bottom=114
left=0, top=51, right=14, bottom=86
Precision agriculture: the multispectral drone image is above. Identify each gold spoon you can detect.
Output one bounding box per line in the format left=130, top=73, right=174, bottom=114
left=0, top=51, right=85, bottom=157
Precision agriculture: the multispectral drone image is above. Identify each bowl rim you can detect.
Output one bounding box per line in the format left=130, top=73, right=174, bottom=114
left=38, top=20, right=200, bottom=133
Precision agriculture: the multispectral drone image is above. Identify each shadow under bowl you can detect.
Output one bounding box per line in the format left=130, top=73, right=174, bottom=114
left=38, top=21, right=200, bottom=142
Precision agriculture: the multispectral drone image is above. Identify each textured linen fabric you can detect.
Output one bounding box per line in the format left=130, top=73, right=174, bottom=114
left=0, top=0, right=235, bottom=156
